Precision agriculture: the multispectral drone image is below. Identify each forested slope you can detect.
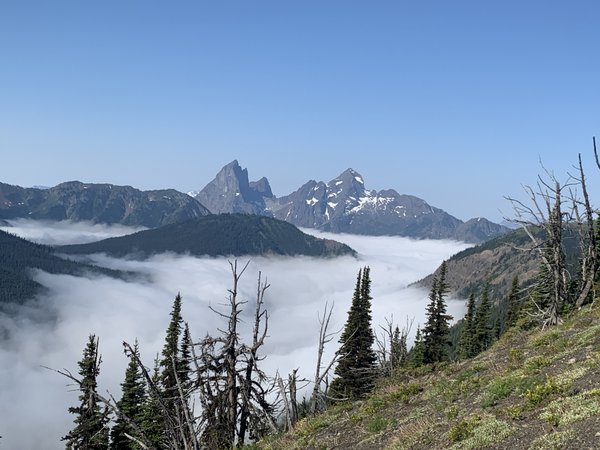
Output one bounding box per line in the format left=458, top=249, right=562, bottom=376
left=58, top=214, right=356, bottom=258
left=0, top=230, right=121, bottom=304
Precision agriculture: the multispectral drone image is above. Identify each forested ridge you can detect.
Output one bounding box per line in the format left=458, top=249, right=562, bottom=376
left=57, top=214, right=356, bottom=258
left=0, top=230, right=121, bottom=305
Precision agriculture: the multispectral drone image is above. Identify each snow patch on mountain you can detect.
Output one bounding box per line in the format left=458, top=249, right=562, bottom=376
left=348, top=195, right=395, bottom=214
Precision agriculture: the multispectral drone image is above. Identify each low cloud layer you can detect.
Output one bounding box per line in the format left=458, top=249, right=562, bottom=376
left=0, top=221, right=470, bottom=449
left=0, top=218, right=148, bottom=245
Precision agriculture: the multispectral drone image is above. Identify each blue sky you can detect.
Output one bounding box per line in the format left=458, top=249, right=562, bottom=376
left=1, top=1, right=599, bottom=222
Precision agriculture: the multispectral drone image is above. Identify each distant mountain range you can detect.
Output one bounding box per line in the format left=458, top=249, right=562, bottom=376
left=57, top=214, right=356, bottom=258
left=189, top=160, right=509, bottom=243
left=0, top=181, right=209, bottom=228
left=1, top=161, right=508, bottom=243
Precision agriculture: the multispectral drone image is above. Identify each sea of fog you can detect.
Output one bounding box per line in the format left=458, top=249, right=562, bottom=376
left=0, top=219, right=470, bottom=449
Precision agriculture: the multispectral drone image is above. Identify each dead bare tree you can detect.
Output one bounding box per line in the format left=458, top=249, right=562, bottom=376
left=194, top=261, right=276, bottom=448
left=375, top=316, right=412, bottom=377
left=275, top=368, right=302, bottom=432
left=237, top=271, right=277, bottom=444
left=309, top=301, right=341, bottom=415
left=504, top=144, right=600, bottom=327
left=569, top=151, right=598, bottom=308
left=275, top=301, right=344, bottom=429
left=506, top=163, right=574, bottom=327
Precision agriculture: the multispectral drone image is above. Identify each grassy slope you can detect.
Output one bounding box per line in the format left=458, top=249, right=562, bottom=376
left=258, top=304, right=600, bottom=450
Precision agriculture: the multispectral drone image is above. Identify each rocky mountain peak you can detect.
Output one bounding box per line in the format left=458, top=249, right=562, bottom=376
left=194, top=161, right=273, bottom=215
left=249, top=177, right=273, bottom=198
left=326, top=168, right=367, bottom=205
left=191, top=160, right=509, bottom=243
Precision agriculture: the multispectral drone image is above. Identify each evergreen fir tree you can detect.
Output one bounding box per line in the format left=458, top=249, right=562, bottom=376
left=506, top=276, right=520, bottom=329
left=409, top=326, right=425, bottom=367
left=331, top=267, right=377, bottom=399
left=532, top=246, right=555, bottom=311
left=422, top=261, right=453, bottom=364
left=457, top=291, right=477, bottom=359
left=110, top=341, right=147, bottom=450
left=179, top=325, right=192, bottom=391
left=493, top=315, right=502, bottom=340
left=474, top=285, right=493, bottom=354
left=140, top=356, right=165, bottom=447
left=160, top=293, right=183, bottom=405
left=390, top=325, right=407, bottom=369
left=63, top=335, right=109, bottom=450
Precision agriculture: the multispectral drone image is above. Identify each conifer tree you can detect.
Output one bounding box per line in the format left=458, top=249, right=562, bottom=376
left=390, top=325, right=408, bottom=369
left=63, top=335, right=109, bottom=450
left=331, top=267, right=377, bottom=399
left=409, top=326, right=425, bottom=367
left=493, top=315, right=502, bottom=340
left=422, top=261, right=453, bottom=364
left=140, top=356, right=165, bottom=447
left=110, top=341, right=147, bottom=450
left=505, top=276, right=521, bottom=329
left=158, top=293, right=195, bottom=448
left=160, top=293, right=184, bottom=411
left=457, top=291, right=477, bottom=359
left=179, top=325, right=192, bottom=391
left=518, top=256, right=553, bottom=327
left=532, top=256, right=553, bottom=311
left=474, top=285, right=493, bottom=353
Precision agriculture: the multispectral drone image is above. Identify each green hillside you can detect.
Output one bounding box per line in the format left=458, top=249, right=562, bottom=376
left=259, top=304, right=600, bottom=449
left=57, top=213, right=356, bottom=258
left=416, top=226, right=582, bottom=300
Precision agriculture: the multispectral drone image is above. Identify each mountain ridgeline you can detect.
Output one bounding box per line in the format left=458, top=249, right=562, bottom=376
left=191, top=160, right=509, bottom=243
left=1, top=161, right=508, bottom=243
left=57, top=214, right=356, bottom=258
left=0, top=181, right=210, bottom=227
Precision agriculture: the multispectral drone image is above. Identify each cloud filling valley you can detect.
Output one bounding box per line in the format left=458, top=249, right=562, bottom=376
left=0, top=221, right=470, bottom=449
